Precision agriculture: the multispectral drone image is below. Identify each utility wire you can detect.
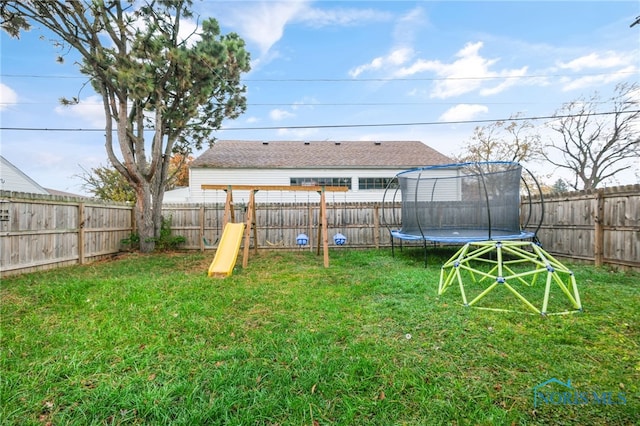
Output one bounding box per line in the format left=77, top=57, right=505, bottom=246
left=0, top=101, right=574, bottom=107
left=1, top=110, right=637, bottom=132
left=1, top=70, right=637, bottom=82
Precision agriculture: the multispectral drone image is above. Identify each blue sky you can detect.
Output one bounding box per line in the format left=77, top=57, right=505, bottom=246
left=1, top=0, right=639, bottom=194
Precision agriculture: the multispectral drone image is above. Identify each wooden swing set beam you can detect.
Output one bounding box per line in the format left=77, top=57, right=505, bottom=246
left=201, top=184, right=348, bottom=268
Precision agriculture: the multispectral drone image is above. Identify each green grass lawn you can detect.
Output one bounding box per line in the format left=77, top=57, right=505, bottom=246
left=1, top=248, right=638, bottom=425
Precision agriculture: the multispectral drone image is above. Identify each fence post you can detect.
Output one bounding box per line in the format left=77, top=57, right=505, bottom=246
left=78, top=202, right=85, bottom=265
left=374, top=204, right=380, bottom=249
left=594, top=189, right=605, bottom=267
left=130, top=206, right=136, bottom=236
left=308, top=204, right=314, bottom=252
left=199, top=206, right=205, bottom=252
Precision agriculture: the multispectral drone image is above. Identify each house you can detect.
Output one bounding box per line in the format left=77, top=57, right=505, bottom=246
left=0, top=155, right=49, bottom=195
left=164, top=140, right=453, bottom=204
left=0, top=155, right=86, bottom=198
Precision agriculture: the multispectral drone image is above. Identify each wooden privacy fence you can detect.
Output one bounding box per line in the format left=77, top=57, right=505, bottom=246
left=0, top=191, right=133, bottom=277
left=163, top=201, right=394, bottom=252
left=2, top=185, right=639, bottom=275
left=0, top=191, right=399, bottom=276
left=523, top=184, right=640, bottom=270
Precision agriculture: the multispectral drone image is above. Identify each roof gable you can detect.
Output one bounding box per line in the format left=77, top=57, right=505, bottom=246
left=0, top=155, right=49, bottom=195
left=192, top=140, right=452, bottom=169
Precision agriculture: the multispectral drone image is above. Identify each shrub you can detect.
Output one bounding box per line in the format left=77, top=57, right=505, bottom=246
left=151, top=216, right=186, bottom=251
left=120, top=216, right=185, bottom=252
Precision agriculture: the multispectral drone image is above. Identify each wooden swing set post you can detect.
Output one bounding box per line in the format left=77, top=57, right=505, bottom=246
left=317, top=190, right=330, bottom=267
left=242, top=189, right=259, bottom=268
left=201, top=184, right=348, bottom=268
left=222, top=187, right=235, bottom=228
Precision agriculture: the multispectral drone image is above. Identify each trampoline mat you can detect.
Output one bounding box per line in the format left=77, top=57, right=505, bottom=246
left=391, top=228, right=535, bottom=243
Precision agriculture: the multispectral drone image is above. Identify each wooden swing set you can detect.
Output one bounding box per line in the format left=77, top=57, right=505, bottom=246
left=201, top=184, right=348, bottom=268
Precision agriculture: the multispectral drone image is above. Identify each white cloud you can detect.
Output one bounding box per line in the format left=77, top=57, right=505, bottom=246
left=349, top=7, right=424, bottom=78
left=270, top=108, right=295, bottom=121
left=395, top=42, right=529, bottom=99
left=480, top=67, right=528, bottom=96
left=555, top=50, right=638, bottom=91
left=560, top=65, right=634, bottom=91
left=213, top=1, right=309, bottom=57
left=0, top=83, right=18, bottom=111
left=54, top=95, right=106, bottom=127
left=210, top=1, right=392, bottom=66
left=349, top=47, right=414, bottom=78
left=349, top=57, right=383, bottom=78
left=439, top=104, right=489, bottom=122
left=178, top=18, right=201, bottom=47
left=557, top=51, right=630, bottom=71
left=400, top=42, right=493, bottom=98
left=393, top=6, right=428, bottom=44
left=276, top=127, right=318, bottom=138
left=353, top=40, right=527, bottom=99
left=297, top=6, right=392, bottom=28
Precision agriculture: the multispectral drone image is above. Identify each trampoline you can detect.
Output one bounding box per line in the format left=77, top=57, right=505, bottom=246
left=382, top=161, right=581, bottom=315
left=383, top=161, right=543, bottom=263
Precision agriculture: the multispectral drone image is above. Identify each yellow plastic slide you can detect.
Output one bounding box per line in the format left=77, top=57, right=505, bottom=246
left=207, top=222, right=245, bottom=278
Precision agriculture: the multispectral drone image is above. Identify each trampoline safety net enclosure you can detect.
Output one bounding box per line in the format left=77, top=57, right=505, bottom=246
left=387, top=161, right=537, bottom=243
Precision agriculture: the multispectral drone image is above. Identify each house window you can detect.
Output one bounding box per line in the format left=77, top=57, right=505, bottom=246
left=358, top=177, right=398, bottom=190
left=290, top=177, right=352, bottom=189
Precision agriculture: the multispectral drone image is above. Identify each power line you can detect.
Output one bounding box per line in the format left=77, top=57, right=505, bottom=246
left=1, top=70, right=637, bottom=82
left=0, top=101, right=569, bottom=107
left=245, top=72, right=638, bottom=82
left=1, top=110, right=637, bottom=133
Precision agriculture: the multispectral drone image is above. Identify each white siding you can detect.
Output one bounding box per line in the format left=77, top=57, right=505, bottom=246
left=0, top=156, right=49, bottom=195
left=399, top=168, right=461, bottom=202
left=184, top=168, right=405, bottom=204
left=175, top=167, right=460, bottom=204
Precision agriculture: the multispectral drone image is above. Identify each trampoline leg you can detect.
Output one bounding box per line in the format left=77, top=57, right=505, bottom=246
left=423, top=240, right=428, bottom=268
left=390, top=235, right=395, bottom=258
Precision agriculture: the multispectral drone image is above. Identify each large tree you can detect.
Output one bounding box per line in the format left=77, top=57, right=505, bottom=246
left=456, top=113, right=543, bottom=164
left=1, top=0, right=250, bottom=251
left=544, top=82, right=639, bottom=191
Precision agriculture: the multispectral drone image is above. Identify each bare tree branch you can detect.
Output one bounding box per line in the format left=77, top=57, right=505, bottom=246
left=544, top=82, right=640, bottom=190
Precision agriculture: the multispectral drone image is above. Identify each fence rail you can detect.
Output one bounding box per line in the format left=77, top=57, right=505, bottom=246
left=2, top=185, right=639, bottom=276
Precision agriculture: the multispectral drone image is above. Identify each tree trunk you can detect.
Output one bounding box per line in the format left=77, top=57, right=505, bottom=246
left=152, top=181, right=165, bottom=241
left=134, top=182, right=156, bottom=253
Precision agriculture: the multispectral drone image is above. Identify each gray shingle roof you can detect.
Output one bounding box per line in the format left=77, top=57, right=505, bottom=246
left=191, top=140, right=452, bottom=169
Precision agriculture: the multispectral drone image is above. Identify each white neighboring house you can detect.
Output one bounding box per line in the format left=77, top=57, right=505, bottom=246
left=163, top=140, right=453, bottom=204
left=0, top=155, right=49, bottom=195
left=0, top=155, right=85, bottom=197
